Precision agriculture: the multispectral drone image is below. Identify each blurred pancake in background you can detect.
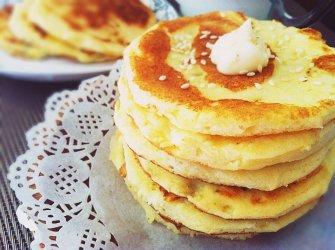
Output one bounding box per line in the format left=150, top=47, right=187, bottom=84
left=0, top=0, right=157, bottom=63
left=9, top=0, right=113, bottom=63
left=28, top=0, right=157, bottom=57
left=0, top=5, right=46, bottom=59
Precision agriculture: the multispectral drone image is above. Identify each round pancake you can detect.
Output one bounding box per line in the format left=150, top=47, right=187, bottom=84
left=119, top=76, right=335, bottom=170
left=116, top=142, right=318, bottom=234
left=114, top=102, right=332, bottom=191
left=123, top=11, right=335, bottom=136
left=110, top=131, right=335, bottom=219
left=0, top=5, right=46, bottom=59
left=28, top=0, right=157, bottom=57
left=9, top=1, right=113, bottom=63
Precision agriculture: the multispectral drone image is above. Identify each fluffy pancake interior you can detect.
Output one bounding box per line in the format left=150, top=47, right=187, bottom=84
left=118, top=76, right=335, bottom=171
left=111, top=130, right=335, bottom=220
left=114, top=101, right=333, bottom=191
left=109, top=132, right=320, bottom=234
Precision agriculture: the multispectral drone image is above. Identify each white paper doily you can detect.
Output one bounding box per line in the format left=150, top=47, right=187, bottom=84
left=7, top=62, right=121, bottom=249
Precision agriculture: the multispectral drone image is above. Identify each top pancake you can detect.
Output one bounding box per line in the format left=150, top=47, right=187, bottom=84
left=28, top=0, right=157, bottom=57
left=123, top=11, right=335, bottom=136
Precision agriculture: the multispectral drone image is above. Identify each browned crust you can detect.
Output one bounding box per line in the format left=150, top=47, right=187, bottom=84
left=130, top=12, right=335, bottom=129
left=54, top=0, right=153, bottom=30
left=137, top=140, right=325, bottom=205
left=32, top=24, right=48, bottom=38
left=158, top=212, right=256, bottom=238
left=159, top=186, right=182, bottom=202
left=0, top=5, right=12, bottom=24
left=130, top=17, right=335, bottom=124
left=313, top=54, right=335, bottom=74
left=158, top=213, right=183, bottom=230
left=300, top=27, right=323, bottom=41
left=118, top=164, right=127, bottom=178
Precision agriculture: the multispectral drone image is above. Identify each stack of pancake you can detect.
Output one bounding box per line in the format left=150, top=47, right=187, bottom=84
left=0, top=0, right=156, bottom=62
left=110, top=12, right=335, bottom=239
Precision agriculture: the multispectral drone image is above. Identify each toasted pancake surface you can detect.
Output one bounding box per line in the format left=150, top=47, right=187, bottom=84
left=110, top=130, right=335, bottom=219
left=124, top=11, right=335, bottom=136
left=9, top=1, right=113, bottom=63
left=28, top=0, right=157, bottom=56
left=119, top=77, right=335, bottom=170
left=114, top=103, right=333, bottom=190
left=112, top=139, right=319, bottom=235
left=0, top=5, right=46, bottom=59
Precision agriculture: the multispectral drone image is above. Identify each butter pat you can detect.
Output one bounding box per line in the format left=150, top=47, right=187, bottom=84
left=210, top=19, right=271, bottom=75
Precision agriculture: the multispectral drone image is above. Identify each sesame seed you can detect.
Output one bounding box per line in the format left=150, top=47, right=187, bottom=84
left=313, top=81, right=322, bottom=85
left=159, top=75, right=166, bottom=81
left=208, top=83, right=216, bottom=88
left=201, top=51, right=208, bottom=56
left=201, top=30, right=211, bottom=35
left=255, top=83, right=262, bottom=89
left=269, top=54, right=275, bottom=59
left=299, top=76, right=307, bottom=82
left=180, top=83, right=190, bottom=89
left=309, top=62, right=315, bottom=68
left=199, top=34, right=208, bottom=39
left=210, top=35, right=218, bottom=39
left=200, top=59, right=206, bottom=65
left=205, top=42, right=214, bottom=49
left=268, top=80, right=275, bottom=86
left=190, top=58, right=196, bottom=65
left=247, top=72, right=256, bottom=77
left=278, top=40, right=284, bottom=46
left=200, top=83, right=206, bottom=88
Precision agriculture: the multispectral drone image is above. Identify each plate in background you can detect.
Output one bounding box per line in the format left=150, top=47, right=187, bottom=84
left=0, top=51, right=115, bottom=82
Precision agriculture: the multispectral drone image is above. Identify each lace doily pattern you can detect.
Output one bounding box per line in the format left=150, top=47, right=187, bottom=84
left=8, top=62, right=121, bottom=249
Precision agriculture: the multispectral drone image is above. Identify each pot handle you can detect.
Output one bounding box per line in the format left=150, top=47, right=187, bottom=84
left=272, top=0, right=335, bottom=27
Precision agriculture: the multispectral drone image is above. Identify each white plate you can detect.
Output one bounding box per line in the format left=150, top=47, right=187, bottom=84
left=0, top=51, right=116, bottom=82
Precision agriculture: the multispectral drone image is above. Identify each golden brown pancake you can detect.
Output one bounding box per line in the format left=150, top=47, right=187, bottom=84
left=123, top=11, right=335, bottom=136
